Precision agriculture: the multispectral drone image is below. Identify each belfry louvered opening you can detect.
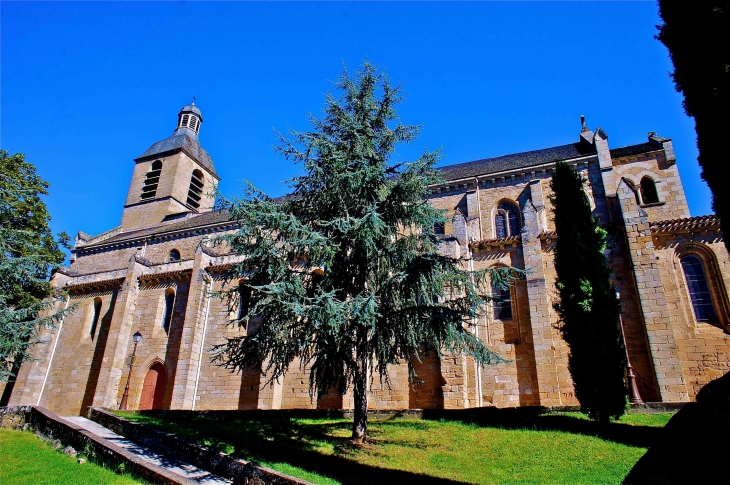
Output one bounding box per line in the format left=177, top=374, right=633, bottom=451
left=187, top=169, right=204, bottom=209
left=178, top=112, right=201, bottom=133
left=141, top=160, right=162, bottom=200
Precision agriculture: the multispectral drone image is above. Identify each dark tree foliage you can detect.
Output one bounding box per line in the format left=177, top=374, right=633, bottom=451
left=212, top=62, right=518, bottom=442
left=550, top=162, right=627, bottom=422
left=656, top=3, right=730, bottom=253
left=0, top=151, right=73, bottom=383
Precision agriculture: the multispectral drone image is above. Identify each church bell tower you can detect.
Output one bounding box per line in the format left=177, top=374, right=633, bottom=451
left=120, top=103, right=220, bottom=231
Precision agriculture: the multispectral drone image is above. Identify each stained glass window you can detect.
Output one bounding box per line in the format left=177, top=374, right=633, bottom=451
left=495, top=212, right=507, bottom=238
left=681, top=255, right=717, bottom=323
left=495, top=202, right=521, bottom=238
left=492, top=280, right=513, bottom=321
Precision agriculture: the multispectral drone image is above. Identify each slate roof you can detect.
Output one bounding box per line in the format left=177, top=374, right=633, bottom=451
left=609, top=142, right=661, bottom=159
left=81, top=209, right=235, bottom=249
left=180, top=104, right=203, bottom=119
left=436, top=141, right=665, bottom=182
left=137, top=132, right=218, bottom=178
left=436, top=142, right=597, bottom=182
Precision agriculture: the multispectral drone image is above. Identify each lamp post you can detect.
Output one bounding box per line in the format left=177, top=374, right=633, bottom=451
left=119, top=331, right=143, bottom=410
left=616, top=292, right=643, bottom=404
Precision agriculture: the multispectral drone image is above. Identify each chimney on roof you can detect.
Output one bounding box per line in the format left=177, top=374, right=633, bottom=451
left=579, top=115, right=595, bottom=145
left=581, top=115, right=589, bottom=133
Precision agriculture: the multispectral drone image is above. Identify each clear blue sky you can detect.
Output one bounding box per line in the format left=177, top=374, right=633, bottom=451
left=1, top=1, right=710, bottom=248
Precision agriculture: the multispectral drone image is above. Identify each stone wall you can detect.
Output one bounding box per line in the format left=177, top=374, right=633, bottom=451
left=612, top=150, right=690, bottom=221
left=71, top=232, right=203, bottom=275
left=190, top=277, right=250, bottom=410
left=653, top=232, right=730, bottom=399
left=605, top=226, right=661, bottom=402
left=121, top=151, right=218, bottom=232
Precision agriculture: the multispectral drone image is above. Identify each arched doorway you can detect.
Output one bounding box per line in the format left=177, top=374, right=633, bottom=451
left=317, top=387, right=343, bottom=410
left=409, top=353, right=445, bottom=409
left=139, top=363, right=166, bottom=410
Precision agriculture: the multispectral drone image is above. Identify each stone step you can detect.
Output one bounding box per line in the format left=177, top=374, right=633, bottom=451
left=61, top=416, right=232, bottom=485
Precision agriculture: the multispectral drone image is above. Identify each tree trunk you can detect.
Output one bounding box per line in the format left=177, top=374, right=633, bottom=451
left=351, top=346, right=368, bottom=443
left=0, top=359, right=21, bottom=406
left=1, top=334, right=32, bottom=407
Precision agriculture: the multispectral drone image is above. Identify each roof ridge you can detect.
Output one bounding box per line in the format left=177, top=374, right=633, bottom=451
left=441, top=142, right=586, bottom=170
left=78, top=209, right=234, bottom=250
left=137, top=132, right=219, bottom=178
left=436, top=142, right=596, bottom=182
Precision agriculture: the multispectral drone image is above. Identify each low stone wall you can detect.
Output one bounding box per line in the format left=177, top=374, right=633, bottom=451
left=628, top=402, right=687, bottom=414
left=0, top=405, right=32, bottom=429
left=88, top=407, right=313, bottom=485
left=106, top=402, right=684, bottom=424
left=0, top=406, right=187, bottom=485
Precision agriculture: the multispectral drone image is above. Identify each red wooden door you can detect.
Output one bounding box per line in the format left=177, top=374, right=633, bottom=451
left=139, top=363, right=166, bottom=410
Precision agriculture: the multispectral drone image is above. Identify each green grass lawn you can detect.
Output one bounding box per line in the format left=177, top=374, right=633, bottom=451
left=0, top=428, right=143, bottom=485
left=117, top=409, right=673, bottom=485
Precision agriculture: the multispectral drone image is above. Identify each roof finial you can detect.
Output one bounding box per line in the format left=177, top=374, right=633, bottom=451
left=192, top=94, right=196, bottom=105
left=580, top=114, right=589, bottom=133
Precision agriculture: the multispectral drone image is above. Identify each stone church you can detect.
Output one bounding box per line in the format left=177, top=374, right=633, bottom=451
left=6, top=104, right=730, bottom=416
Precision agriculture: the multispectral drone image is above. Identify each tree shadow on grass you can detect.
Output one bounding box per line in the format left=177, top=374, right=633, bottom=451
left=129, top=404, right=674, bottom=484
left=623, top=372, right=730, bottom=485
left=418, top=407, right=664, bottom=449
left=132, top=412, right=470, bottom=485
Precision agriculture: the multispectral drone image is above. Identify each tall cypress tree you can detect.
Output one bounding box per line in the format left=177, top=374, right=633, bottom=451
left=212, top=62, right=518, bottom=442
left=550, top=162, right=627, bottom=422
left=656, top=3, right=730, bottom=254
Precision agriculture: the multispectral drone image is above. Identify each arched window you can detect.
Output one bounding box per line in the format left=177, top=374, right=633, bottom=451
left=167, top=249, right=180, bottom=263
left=186, top=170, right=204, bottom=209
left=162, top=289, right=175, bottom=335
left=640, top=177, right=660, bottom=204
left=491, top=280, right=513, bottom=321
left=89, top=298, right=102, bottom=339
left=237, top=284, right=252, bottom=321
left=180, top=114, right=189, bottom=128
left=494, top=201, right=521, bottom=238
left=189, top=116, right=197, bottom=131
left=681, top=255, right=718, bottom=323
left=140, top=160, right=162, bottom=201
